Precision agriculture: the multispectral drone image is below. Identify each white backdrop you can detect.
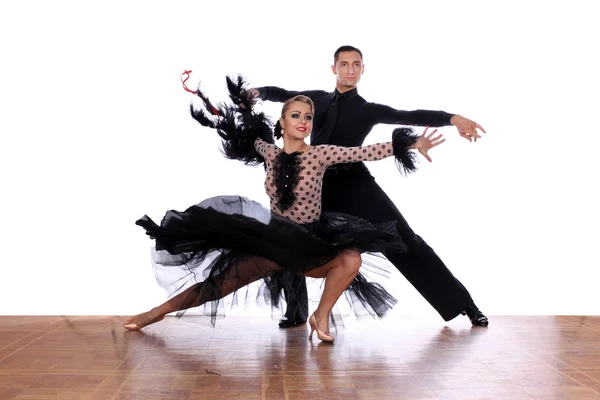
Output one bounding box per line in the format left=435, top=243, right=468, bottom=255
left=1, top=0, right=598, bottom=318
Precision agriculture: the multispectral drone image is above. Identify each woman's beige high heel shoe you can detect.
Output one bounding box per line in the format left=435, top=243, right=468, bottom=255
left=308, top=313, right=334, bottom=343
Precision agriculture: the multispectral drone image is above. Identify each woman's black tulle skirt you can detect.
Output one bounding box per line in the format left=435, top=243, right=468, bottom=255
left=136, top=195, right=406, bottom=326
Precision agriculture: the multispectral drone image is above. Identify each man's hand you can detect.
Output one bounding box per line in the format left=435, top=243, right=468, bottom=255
left=248, top=88, right=260, bottom=99
left=413, top=127, right=445, bottom=162
left=450, top=114, right=486, bottom=142
left=238, top=88, right=260, bottom=110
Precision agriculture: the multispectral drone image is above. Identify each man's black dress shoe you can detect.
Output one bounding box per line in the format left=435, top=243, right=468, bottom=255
left=461, top=304, right=489, bottom=327
left=278, top=318, right=307, bottom=328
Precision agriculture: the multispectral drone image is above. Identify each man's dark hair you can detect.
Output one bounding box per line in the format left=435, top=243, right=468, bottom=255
left=333, top=45, right=363, bottom=64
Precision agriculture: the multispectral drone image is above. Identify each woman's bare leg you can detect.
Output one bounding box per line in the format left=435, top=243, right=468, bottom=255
left=124, top=256, right=282, bottom=330
left=125, top=250, right=362, bottom=332
left=305, top=250, right=362, bottom=336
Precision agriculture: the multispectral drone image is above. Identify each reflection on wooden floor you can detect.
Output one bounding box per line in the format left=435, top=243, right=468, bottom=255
left=1, top=315, right=600, bottom=399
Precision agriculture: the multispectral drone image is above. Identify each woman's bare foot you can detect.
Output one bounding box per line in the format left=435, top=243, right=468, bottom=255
left=123, top=309, right=165, bottom=331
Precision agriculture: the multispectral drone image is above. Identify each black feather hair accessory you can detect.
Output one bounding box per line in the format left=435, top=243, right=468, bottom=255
left=182, top=70, right=276, bottom=166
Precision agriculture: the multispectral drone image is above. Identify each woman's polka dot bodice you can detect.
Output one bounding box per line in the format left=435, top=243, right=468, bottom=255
left=254, top=138, right=395, bottom=223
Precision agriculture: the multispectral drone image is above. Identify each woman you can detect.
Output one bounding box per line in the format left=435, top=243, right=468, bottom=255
left=124, top=74, right=444, bottom=342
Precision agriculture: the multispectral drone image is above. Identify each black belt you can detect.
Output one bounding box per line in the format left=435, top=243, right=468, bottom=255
left=326, top=162, right=370, bottom=176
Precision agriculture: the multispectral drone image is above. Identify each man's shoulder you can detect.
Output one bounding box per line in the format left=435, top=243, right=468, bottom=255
left=362, top=97, right=391, bottom=109
left=355, top=94, right=369, bottom=103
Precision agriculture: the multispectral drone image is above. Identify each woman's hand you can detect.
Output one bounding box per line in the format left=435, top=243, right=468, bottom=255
left=413, top=126, right=445, bottom=162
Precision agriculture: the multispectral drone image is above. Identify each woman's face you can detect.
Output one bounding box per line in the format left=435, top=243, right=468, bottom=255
left=280, top=101, right=313, bottom=140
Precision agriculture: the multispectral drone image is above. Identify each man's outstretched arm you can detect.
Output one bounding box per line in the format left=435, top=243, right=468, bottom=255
left=369, top=103, right=486, bottom=142
left=250, top=86, right=329, bottom=105
left=251, top=86, right=302, bottom=103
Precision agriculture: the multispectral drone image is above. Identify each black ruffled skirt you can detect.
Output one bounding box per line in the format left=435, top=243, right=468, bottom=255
left=136, top=195, right=406, bottom=325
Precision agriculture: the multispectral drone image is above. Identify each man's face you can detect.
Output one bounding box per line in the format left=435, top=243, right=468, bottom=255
left=332, top=51, right=364, bottom=89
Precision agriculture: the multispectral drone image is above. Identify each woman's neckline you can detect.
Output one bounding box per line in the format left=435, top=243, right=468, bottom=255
left=280, top=145, right=314, bottom=155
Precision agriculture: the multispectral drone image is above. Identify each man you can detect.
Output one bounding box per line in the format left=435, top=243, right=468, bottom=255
left=251, top=45, right=489, bottom=327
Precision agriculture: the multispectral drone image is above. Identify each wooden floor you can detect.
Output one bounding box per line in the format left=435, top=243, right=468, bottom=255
left=1, top=315, right=599, bottom=399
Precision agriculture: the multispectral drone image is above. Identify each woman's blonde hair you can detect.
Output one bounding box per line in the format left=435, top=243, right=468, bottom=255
left=281, top=95, right=315, bottom=117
